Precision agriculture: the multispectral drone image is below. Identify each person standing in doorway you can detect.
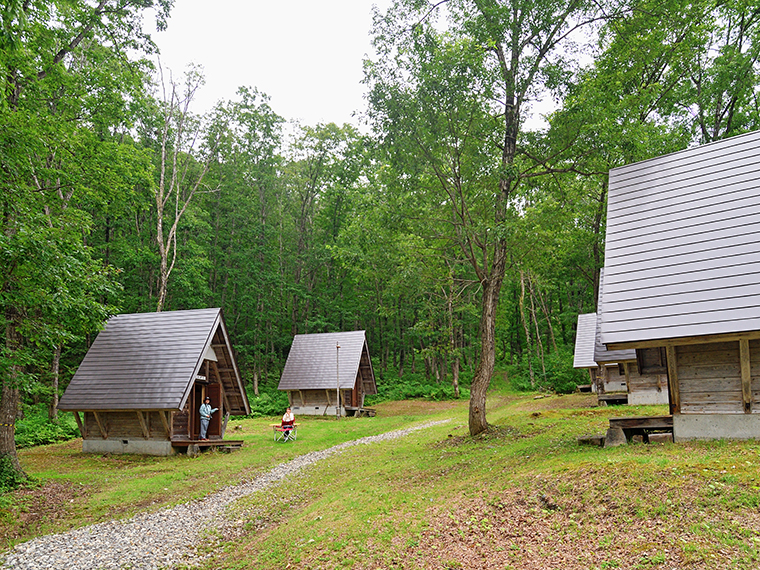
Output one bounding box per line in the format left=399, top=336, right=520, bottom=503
left=199, top=396, right=218, bottom=440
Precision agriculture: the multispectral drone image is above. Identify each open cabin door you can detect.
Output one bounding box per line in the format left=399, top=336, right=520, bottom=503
left=207, top=383, right=222, bottom=438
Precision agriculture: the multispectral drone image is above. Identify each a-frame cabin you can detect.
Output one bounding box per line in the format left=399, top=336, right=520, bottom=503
left=601, top=130, right=760, bottom=440
left=58, top=308, right=250, bottom=455
left=278, top=330, right=377, bottom=416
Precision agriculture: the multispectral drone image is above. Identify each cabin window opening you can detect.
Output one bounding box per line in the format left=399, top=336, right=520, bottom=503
left=122, top=440, right=128, bottom=444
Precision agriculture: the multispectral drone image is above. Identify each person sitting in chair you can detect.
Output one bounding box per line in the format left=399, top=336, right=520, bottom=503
left=199, top=396, right=218, bottom=441
left=281, top=407, right=295, bottom=441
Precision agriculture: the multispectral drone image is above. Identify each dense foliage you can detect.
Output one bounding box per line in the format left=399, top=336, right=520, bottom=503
left=3, top=0, right=760, bottom=484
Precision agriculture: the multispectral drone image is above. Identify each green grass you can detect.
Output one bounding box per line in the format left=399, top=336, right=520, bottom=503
left=4, top=388, right=760, bottom=569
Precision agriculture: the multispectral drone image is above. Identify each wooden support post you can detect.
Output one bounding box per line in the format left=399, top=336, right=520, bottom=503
left=92, top=411, right=108, bottom=439
left=666, top=346, right=680, bottom=414
left=222, top=412, right=230, bottom=437
left=623, top=362, right=631, bottom=393
left=158, top=411, right=171, bottom=437
left=72, top=411, right=86, bottom=438
left=136, top=411, right=150, bottom=438
left=740, top=339, right=752, bottom=414
left=298, top=390, right=305, bottom=407
left=325, top=389, right=332, bottom=406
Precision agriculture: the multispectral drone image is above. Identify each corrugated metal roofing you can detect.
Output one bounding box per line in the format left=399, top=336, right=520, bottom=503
left=602, top=130, right=760, bottom=346
left=573, top=313, right=598, bottom=369
left=58, top=308, right=249, bottom=413
left=278, top=331, right=374, bottom=391
left=595, top=269, right=637, bottom=363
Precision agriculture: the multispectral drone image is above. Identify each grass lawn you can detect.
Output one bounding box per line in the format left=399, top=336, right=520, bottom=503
left=4, top=380, right=760, bottom=569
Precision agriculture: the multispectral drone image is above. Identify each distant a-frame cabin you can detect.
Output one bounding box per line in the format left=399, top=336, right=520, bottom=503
left=58, top=308, right=250, bottom=455
left=601, top=130, right=760, bottom=440
left=278, top=331, right=377, bottom=416
left=573, top=312, right=624, bottom=400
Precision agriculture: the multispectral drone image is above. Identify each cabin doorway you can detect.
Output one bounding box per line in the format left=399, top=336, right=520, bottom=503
left=193, top=382, right=222, bottom=440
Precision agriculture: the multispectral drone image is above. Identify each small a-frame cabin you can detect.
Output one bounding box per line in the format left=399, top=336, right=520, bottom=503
left=573, top=312, right=626, bottom=399
left=573, top=312, right=604, bottom=392
left=601, top=130, right=760, bottom=440
left=58, top=308, right=250, bottom=455
left=278, top=330, right=377, bottom=416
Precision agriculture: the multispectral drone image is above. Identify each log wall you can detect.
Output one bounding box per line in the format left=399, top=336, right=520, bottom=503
left=83, top=411, right=171, bottom=441
left=677, top=339, right=760, bottom=414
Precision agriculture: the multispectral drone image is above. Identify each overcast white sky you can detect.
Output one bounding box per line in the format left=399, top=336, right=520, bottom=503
left=151, top=1, right=392, bottom=127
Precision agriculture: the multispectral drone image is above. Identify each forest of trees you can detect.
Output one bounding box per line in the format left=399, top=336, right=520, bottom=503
left=2, top=0, right=760, bottom=477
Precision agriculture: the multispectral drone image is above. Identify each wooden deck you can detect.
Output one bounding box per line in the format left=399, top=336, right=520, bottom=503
left=598, top=393, right=628, bottom=405
left=172, top=439, right=244, bottom=453
left=345, top=406, right=376, bottom=417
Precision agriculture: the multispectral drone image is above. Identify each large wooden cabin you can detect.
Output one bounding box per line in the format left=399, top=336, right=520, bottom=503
left=278, top=331, right=377, bottom=416
left=601, top=130, right=760, bottom=440
left=58, top=308, right=250, bottom=455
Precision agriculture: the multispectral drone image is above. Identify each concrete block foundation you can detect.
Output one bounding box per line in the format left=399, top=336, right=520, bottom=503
left=82, top=439, right=177, bottom=456
left=291, top=405, right=344, bottom=417
left=674, top=414, right=760, bottom=441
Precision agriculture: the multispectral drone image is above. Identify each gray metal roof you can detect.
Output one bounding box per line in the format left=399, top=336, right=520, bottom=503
left=573, top=313, right=598, bottom=369
left=58, top=308, right=250, bottom=413
left=278, top=330, right=376, bottom=392
left=595, top=269, right=637, bottom=363
left=602, top=130, right=760, bottom=346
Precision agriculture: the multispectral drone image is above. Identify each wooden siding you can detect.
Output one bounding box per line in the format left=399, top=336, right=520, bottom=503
left=627, top=361, right=668, bottom=394
left=278, top=331, right=377, bottom=393
left=596, top=364, right=627, bottom=394
left=289, top=389, right=352, bottom=409
left=83, top=411, right=172, bottom=441
left=677, top=340, right=760, bottom=413
left=602, top=130, right=760, bottom=346
left=573, top=313, right=598, bottom=369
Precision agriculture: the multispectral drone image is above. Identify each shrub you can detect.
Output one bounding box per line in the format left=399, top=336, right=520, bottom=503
left=245, top=388, right=290, bottom=418
left=508, top=347, right=586, bottom=394
left=367, top=370, right=470, bottom=404
left=0, top=453, right=26, bottom=494
left=14, top=404, right=80, bottom=449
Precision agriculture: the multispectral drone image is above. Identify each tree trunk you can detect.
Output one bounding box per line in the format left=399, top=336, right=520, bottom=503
left=519, top=271, right=535, bottom=388
left=49, top=344, right=61, bottom=420
left=1, top=306, right=27, bottom=480
left=469, top=246, right=507, bottom=435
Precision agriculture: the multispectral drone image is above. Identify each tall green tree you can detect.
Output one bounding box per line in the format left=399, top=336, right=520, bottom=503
left=368, top=0, right=603, bottom=434
left=0, top=0, right=170, bottom=480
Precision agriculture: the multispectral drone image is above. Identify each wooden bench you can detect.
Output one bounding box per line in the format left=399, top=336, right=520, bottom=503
left=609, top=415, right=673, bottom=442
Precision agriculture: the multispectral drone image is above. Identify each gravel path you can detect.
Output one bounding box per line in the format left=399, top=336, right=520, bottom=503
left=2, top=420, right=451, bottom=570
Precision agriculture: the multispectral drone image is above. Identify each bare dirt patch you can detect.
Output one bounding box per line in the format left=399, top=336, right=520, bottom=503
left=404, top=469, right=760, bottom=570
left=0, top=480, right=90, bottom=547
